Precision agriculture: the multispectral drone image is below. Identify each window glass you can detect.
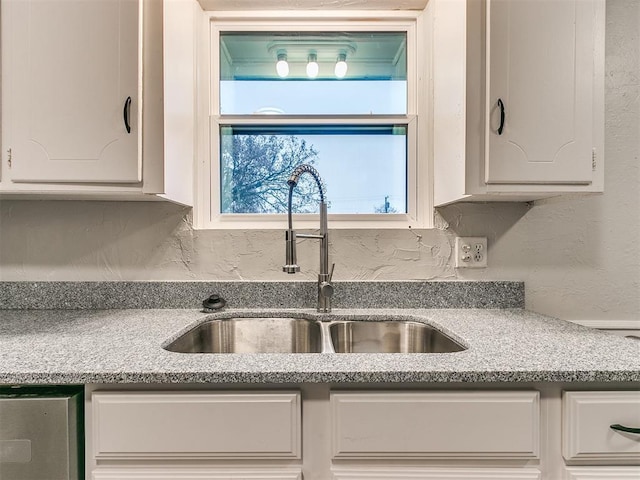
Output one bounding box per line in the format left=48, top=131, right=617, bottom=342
left=219, top=32, right=407, bottom=115
left=220, top=125, right=407, bottom=214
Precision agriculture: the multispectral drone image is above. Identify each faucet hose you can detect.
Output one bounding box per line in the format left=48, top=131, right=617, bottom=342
left=287, top=163, right=325, bottom=230
left=287, top=164, right=325, bottom=202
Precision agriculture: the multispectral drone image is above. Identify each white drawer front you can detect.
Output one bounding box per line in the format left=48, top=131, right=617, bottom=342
left=93, top=467, right=302, bottom=480
left=92, top=392, right=300, bottom=460
left=331, top=391, right=539, bottom=459
left=565, top=466, right=640, bottom=479
left=563, top=391, right=640, bottom=462
left=331, top=467, right=541, bottom=479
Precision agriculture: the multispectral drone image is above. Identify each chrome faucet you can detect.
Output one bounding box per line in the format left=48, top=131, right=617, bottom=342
left=283, top=164, right=335, bottom=313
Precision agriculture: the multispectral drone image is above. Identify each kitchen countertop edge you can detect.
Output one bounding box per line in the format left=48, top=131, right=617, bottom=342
left=0, top=307, right=638, bottom=385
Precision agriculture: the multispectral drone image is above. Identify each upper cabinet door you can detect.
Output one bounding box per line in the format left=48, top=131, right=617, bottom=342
left=485, top=0, right=595, bottom=185
left=5, top=0, right=140, bottom=183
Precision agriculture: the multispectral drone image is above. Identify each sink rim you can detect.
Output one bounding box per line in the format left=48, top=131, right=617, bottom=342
left=161, top=311, right=468, bottom=354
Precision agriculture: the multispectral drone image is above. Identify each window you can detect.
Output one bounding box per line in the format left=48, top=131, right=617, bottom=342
left=220, top=125, right=408, bottom=214
left=198, top=13, right=429, bottom=229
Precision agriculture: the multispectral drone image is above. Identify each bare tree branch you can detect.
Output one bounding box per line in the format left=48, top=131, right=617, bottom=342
left=221, top=134, right=322, bottom=213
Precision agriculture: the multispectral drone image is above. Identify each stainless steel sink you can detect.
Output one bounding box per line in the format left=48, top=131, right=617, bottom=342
left=164, top=317, right=322, bottom=353
left=329, top=320, right=465, bottom=353
left=164, top=316, right=466, bottom=354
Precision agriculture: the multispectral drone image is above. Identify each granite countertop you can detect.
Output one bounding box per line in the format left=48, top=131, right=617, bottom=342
left=0, top=307, right=638, bottom=384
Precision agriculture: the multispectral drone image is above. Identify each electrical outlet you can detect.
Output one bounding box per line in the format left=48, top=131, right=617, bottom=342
left=455, top=237, right=488, bottom=268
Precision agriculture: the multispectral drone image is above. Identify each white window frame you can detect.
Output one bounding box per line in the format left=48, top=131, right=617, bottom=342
left=195, top=11, right=431, bottom=230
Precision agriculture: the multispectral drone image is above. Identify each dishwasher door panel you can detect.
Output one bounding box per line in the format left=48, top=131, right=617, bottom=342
left=0, top=387, right=82, bottom=480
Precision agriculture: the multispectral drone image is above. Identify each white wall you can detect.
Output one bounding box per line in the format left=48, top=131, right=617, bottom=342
left=0, top=0, right=638, bottom=325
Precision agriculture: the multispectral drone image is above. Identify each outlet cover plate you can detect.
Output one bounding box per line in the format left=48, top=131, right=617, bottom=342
left=455, top=237, right=488, bottom=268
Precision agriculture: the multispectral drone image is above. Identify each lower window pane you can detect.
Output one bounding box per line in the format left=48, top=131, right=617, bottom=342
left=219, top=125, right=407, bottom=215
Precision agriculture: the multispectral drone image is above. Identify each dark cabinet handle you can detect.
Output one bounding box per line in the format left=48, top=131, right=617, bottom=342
left=497, top=98, right=505, bottom=135
left=610, top=424, right=640, bottom=435
left=123, top=96, right=132, bottom=134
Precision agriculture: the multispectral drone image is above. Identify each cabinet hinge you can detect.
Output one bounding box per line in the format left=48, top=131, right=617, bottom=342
left=592, top=148, right=596, bottom=171
left=6, top=148, right=11, bottom=168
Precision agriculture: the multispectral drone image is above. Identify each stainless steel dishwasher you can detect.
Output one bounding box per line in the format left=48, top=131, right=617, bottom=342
left=0, top=385, right=83, bottom=480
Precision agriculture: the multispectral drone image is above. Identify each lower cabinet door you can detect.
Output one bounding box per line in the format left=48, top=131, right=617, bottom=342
left=92, top=392, right=301, bottom=460
left=562, top=391, right=640, bottom=462
left=92, top=467, right=302, bottom=480
left=331, top=391, right=540, bottom=459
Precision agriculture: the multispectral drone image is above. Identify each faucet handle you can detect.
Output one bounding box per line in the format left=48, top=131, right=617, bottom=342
left=283, top=229, right=300, bottom=274
left=329, top=263, right=335, bottom=282
left=320, top=281, right=334, bottom=298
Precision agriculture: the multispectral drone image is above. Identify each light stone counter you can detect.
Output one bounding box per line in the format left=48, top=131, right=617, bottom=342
left=0, top=307, right=638, bottom=384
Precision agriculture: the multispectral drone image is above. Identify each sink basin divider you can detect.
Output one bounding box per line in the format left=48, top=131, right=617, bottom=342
left=319, top=321, right=336, bottom=354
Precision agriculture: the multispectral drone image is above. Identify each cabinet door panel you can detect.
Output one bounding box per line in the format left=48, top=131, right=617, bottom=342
left=562, top=391, right=640, bottom=462
left=486, top=0, right=594, bottom=184
left=6, top=0, right=140, bottom=183
left=92, top=392, right=301, bottom=460
left=331, top=391, right=539, bottom=459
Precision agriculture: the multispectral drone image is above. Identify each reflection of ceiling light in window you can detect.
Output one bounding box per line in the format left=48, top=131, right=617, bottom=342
left=254, top=107, right=285, bottom=114
left=276, top=51, right=289, bottom=78
left=306, top=52, right=319, bottom=78
left=334, top=52, right=348, bottom=79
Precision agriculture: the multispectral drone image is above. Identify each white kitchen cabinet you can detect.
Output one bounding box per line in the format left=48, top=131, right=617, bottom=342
left=562, top=391, right=640, bottom=480
left=88, top=389, right=541, bottom=480
left=330, top=391, right=541, bottom=480
left=92, top=392, right=301, bottom=460
left=87, top=385, right=640, bottom=480
left=563, top=391, right=640, bottom=463
left=0, top=0, right=193, bottom=205
left=433, top=0, right=605, bottom=206
left=90, top=391, right=302, bottom=479
left=331, top=391, right=540, bottom=459
left=3, top=0, right=140, bottom=184
left=485, top=0, right=596, bottom=185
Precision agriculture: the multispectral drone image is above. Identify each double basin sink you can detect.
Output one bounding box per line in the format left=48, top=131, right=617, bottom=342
left=163, top=315, right=466, bottom=354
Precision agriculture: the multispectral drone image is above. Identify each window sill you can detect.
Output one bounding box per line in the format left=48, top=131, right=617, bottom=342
left=195, top=213, right=429, bottom=230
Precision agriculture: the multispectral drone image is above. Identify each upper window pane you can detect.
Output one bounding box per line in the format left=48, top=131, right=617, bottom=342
left=219, top=32, right=407, bottom=115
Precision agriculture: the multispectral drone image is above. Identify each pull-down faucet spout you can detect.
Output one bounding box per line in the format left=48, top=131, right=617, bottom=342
left=283, top=164, right=334, bottom=313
